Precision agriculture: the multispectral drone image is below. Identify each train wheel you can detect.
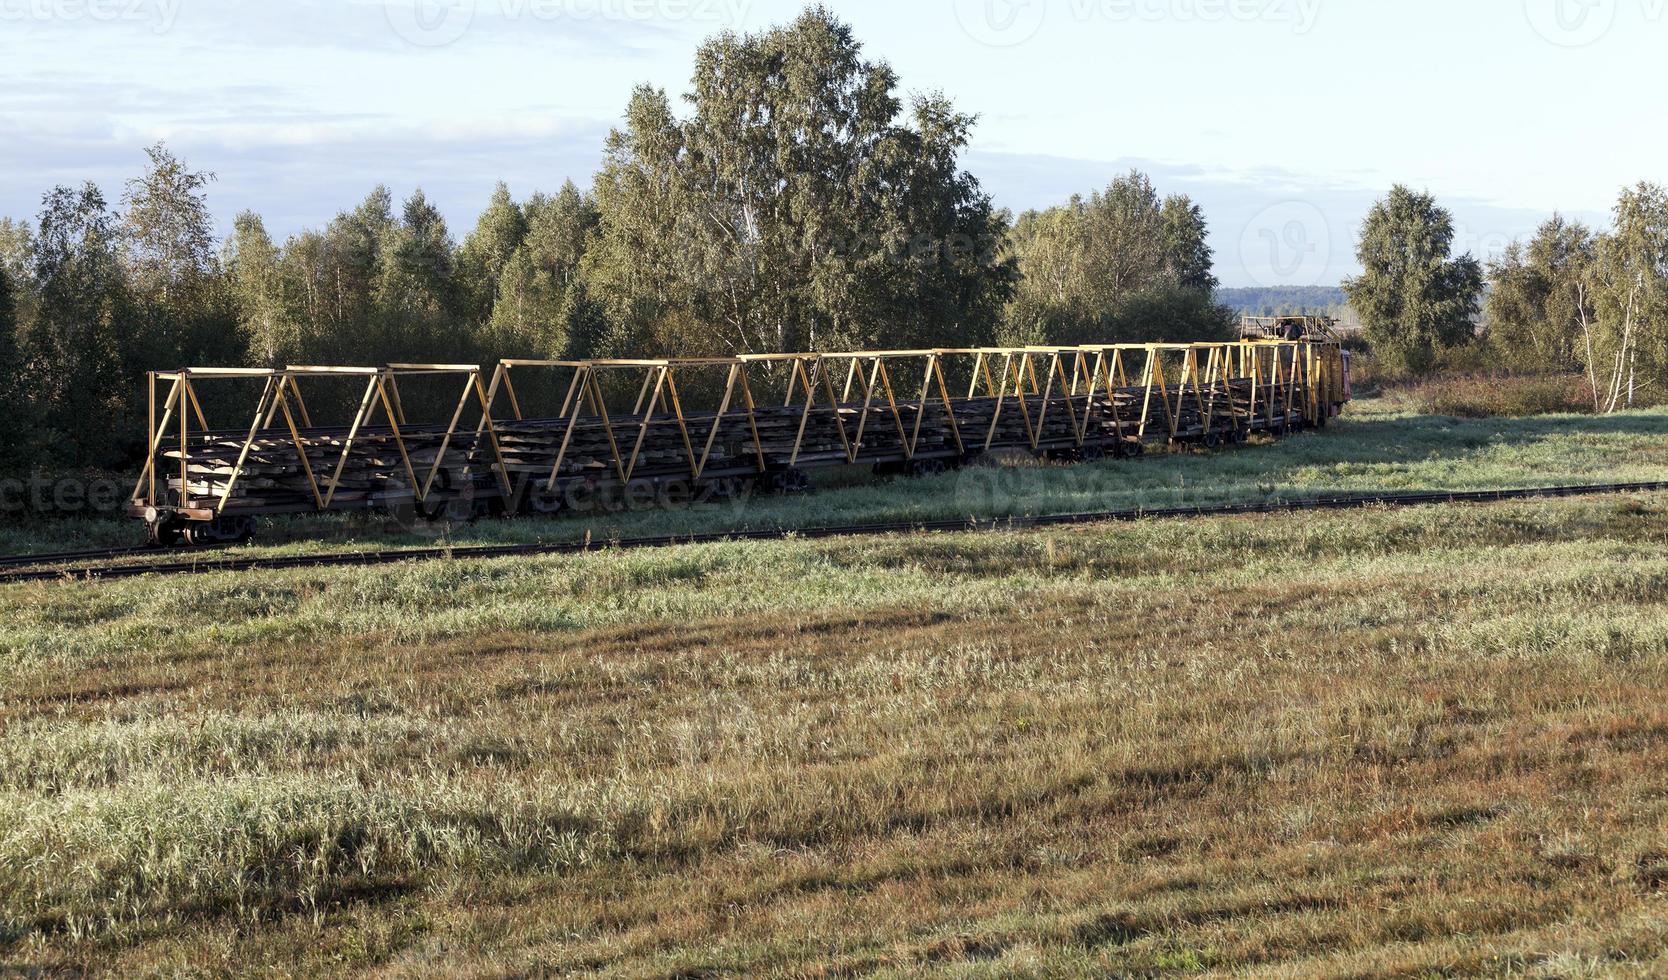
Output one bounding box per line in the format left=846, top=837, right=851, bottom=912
left=1203, top=432, right=1223, bottom=450
left=763, top=470, right=810, bottom=494
left=147, top=520, right=183, bottom=548
left=418, top=469, right=476, bottom=523
left=180, top=516, right=256, bottom=547
left=527, top=486, right=566, bottom=516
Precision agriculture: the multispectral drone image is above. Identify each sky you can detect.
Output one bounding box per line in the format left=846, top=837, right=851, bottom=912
left=1, top=0, right=1663, bottom=287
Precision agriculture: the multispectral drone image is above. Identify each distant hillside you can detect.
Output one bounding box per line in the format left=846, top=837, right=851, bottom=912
left=1217, top=286, right=1351, bottom=318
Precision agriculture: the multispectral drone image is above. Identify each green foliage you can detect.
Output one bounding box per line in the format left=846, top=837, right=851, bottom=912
left=1343, top=186, right=1484, bottom=375
left=484, top=181, right=597, bottom=358
left=24, top=182, right=133, bottom=463
left=1484, top=185, right=1668, bottom=413
left=120, top=143, right=242, bottom=377
left=1586, top=183, right=1668, bottom=411
left=375, top=189, right=462, bottom=361
left=0, top=264, right=20, bottom=455
left=557, top=278, right=615, bottom=366
left=0, top=218, right=32, bottom=285
left=456, top=182, right=528, bottom=325
left=0, top=147, right=246, bottom=467
left=582, top=7, right=1015, bottom=355
left=316, top=186, right=396, bottom=363
left=224, top=211, right=290, bottom=365
left=1161, top=194, right=1216, bottom=294
left=0, top=221, right=41, bottom=462
left=1004, top=170, right=1233, bottom=346
left=1484, top=215, right=1595, bottom=372
left=0, top=265, right=13, bottom=364
left=121, top=143, right=219, bottom=298
left=237, top=186, right=469, bottom=370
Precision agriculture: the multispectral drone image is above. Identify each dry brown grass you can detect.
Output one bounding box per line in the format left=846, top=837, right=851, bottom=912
left=4, top=496, right=1668, bottom=975
left=1379, top=373, right=1596, bottom=419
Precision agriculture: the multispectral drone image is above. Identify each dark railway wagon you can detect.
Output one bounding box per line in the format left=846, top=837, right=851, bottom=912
left=129, top=341, right=1350, bottom=544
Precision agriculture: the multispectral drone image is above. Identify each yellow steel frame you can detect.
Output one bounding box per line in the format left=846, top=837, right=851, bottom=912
left=134, top=340, right=1345, bottom=519
left=131, top=364, right=513, bottom=516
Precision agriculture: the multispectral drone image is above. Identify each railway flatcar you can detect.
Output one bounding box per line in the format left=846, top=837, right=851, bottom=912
left=128, top=340, right=1350, bottom=545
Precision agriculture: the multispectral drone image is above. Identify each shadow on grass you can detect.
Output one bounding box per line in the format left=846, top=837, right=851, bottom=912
left=1119, top=409, right=1668, bottom=481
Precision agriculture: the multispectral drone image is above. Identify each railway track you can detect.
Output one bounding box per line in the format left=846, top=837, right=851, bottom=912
left=3, top=480, right=1666, bottom=585
left=0, top=543, right=227, bottom=570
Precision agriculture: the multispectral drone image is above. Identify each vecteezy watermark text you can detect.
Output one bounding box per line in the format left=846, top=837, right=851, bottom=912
left=0, top=476, right=125, bottom=518
left=1069, top=0, right=1321, bottom=29
left=0, top=0, right=180, bottom=31
left=954, top=0, right=1322, bottom=48
left=384, top=0, right=753, bottom=47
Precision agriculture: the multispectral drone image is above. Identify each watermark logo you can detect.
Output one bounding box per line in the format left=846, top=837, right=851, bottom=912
left=1239, top=200, right=1331, bottom=288
left=0, top=0, right=182, bottom=33
left=953, top=0, right=1049, bottom=47
left=1524, top=0, right=1617, bottom=46
left=384, top=0, right=476, bottom=46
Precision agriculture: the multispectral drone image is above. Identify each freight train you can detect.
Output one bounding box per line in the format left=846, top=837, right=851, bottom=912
left=129, top=338, right=1351, bottom=545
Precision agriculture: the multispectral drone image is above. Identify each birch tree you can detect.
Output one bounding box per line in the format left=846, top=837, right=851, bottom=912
left=1343, top=186, right=1483, bottom=375
left=1586, top=183, right=1668, bottom=412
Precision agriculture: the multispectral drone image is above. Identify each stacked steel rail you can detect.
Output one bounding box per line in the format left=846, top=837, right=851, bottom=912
left=129, top=340, right=1349, bottom=543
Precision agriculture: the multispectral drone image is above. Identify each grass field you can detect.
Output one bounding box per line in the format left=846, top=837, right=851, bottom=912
left=5, top=400, right=1668, bottom=975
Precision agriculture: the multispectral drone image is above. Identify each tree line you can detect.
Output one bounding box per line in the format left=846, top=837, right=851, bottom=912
left=1343, top=183, right=1668, bottom=412
left=1217, top=286, right=1351, bottom=320
left=0, top=8, right=1231, bottom=475
left=1483, top=185, right=1668, bottom=411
